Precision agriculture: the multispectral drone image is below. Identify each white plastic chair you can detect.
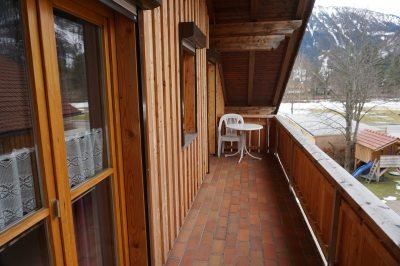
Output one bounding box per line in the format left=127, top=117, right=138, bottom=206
left=218, top=114, right=244, bottom=157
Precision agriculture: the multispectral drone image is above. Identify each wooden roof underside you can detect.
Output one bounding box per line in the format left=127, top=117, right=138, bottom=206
left=208, top=0, right=315, bottom=113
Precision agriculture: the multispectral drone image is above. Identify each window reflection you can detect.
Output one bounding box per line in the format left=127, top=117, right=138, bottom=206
left=0, top=0, right=41, bottom=230
left=72, top=178, right=116, bottom=266
left=54, top=11, right=108, bottom=188
left=0, top=222, right=51, bottom=266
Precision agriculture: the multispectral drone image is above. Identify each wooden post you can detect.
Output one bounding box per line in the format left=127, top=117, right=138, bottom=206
left=327, top=190, right=341, bottom=265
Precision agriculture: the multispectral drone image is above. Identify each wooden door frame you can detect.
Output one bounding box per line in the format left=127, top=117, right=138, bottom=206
left=114, top=14, right=149, bottom=266
left=36, top=0, right=129, bottom=264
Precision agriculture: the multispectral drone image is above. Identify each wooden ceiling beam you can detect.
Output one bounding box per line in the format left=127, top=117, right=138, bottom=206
left=211, top=20, right=303, bottom=37
left=212, top=35, right=285, bottom=52
left=247, top=51, right=255, bottom=105
left=225, top=106, right=275, bottom=116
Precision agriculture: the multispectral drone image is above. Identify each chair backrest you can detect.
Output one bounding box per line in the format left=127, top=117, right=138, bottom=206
left=218, top=114, right=244, bottom=137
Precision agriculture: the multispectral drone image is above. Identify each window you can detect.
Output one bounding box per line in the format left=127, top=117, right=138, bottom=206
left=0, top=0, right=42, bottom=231
left=179, top=22, right=206, bottom=147
left=181, top=47, right=197, bottom=146
left=54, top=10, right=109, bottom=188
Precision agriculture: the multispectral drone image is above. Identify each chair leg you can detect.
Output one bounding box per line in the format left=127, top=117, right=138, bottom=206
left=218, top=140, right=222, bottom=157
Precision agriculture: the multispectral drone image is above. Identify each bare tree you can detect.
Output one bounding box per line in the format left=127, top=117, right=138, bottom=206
left=283, top=55, right=313, bottom=113
left=324, top=29, right=384, bottom=171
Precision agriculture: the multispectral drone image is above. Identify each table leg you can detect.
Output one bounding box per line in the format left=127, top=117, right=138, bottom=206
left=236, top=133, right=262, bottom=163
left=238, top=134, right=245, bottom=163
left=244, top=145, right=262, bottom=160
left=225, top=149, right=240, bottom=157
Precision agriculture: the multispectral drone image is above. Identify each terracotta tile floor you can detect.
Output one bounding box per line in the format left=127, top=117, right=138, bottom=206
left=166, top=155, right=322, bottom=266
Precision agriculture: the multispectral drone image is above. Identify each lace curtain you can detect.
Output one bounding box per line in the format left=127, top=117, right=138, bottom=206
left=0, top=148, right=36, bottom=229
left=0, top=128, right=103, bottom=230
left=65, top=128, right=103, bottom=187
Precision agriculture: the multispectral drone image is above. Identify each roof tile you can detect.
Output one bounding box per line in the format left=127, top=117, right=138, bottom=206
left=357, top=130, right=399, bottom=151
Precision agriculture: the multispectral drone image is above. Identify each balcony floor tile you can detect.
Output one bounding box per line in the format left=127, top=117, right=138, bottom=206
left=166, top=155, right=322, bottom=265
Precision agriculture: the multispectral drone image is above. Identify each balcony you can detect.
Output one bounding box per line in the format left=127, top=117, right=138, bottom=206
left=166, top=155, right=322, bottom=265
left=166, top=116, right=400, bottom=265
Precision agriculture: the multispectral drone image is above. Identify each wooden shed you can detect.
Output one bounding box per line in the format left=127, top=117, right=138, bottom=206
left=355, top=129, right=400, bottom=166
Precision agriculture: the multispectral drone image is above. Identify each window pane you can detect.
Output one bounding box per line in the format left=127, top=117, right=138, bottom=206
left=72, top=178, right=116, bottom=266
left=182, top=48, right=197, bottom=146
left=183, top=51, right=196, bottom=134
left=0, top=222, right=51, bottom=266
left=54, top=11, right=108, bottom=188
left=0, top=0, right=42, bottom=230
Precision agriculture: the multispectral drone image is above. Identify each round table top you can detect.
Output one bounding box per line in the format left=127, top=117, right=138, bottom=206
left=226, top=123, right=263, bottom=131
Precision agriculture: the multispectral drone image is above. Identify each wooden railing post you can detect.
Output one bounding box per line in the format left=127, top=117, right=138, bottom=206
left=327, top=189, right=341, bottom=266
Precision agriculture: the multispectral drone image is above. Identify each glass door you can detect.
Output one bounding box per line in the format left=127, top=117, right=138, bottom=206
left=53, top=8, right=116, bottom=266
left=0, top=0, right=124, bottom=265
left=38, top=0, right=123, bottom=265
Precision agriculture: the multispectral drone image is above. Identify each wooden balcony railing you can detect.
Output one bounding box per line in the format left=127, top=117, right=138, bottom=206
left=273, top=115, right=400, bottom=265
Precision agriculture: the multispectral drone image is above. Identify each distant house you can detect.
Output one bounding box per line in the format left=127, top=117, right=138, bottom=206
left=285, top=113, right=378, bottom=161
left=0, top=56, right=81, bottom=153
left=355, top=130, right=400, bottom=166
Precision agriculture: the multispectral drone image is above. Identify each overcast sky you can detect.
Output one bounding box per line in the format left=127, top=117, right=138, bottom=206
left=317, top=0, right=400, bottom=16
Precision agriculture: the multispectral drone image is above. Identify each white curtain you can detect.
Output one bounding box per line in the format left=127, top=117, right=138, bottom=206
left=0, top=128, right=103, bottom=230
left=0, top=148, right=36, bottom=229
left=65, top=128, right=103, bottom=187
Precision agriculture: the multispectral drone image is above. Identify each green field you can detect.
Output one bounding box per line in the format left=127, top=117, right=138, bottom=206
left=357, top=172, right=400, bottom=202
left=360, top=109, right=400, bottom=124
left=310, top=107, right=400, bottom=125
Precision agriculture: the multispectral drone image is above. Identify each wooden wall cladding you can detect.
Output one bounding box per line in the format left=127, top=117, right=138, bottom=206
left=207, top=63, right=216, bottom=154
left=139, top=1, right=209, bottom=264
left=216, top=64, right=225, bottom=119
left=275, top=117, right=400, bottom=265
left=208, top=62, right=225, bottom=155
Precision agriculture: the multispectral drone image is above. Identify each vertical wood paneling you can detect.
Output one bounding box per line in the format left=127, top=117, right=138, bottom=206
left=168, top=0, right=180, bottom=236
left=152, top=8, right=170, bottom=260
left=140, top=10, right=162, bottom=265
left=207, top=63, right=216, bottom=154
left=160, top=0, right=175, bottom=249
left=140, top=2, right=209, bottom=263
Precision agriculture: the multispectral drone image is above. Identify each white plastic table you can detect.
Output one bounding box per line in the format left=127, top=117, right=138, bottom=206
left=225, top=123, right=263, bottom=163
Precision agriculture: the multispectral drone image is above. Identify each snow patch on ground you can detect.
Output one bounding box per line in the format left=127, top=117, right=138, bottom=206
left=278, top=100, right=400, bottom=115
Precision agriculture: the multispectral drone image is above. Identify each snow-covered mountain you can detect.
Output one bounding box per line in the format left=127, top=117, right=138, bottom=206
left=300, top=6, right=400, bottom=62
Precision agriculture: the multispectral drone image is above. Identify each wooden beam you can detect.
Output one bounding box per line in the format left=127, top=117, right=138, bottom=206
left=217, top=63, right=228, bottom=103
left=180, top=22, right=207, bottom=49
left=212, top=35, right=285, bottom=52
left=211, top=20, right=302, bottom=37
left=272, top=0, right=315, bottom=110
left=225, top=106, right=275, bottom=115
left=206, top=48, right=220, bottom=64
left=100, top=0, right=161, bottom=13
left=247, top=51, right=255, bottom=105
left=250, top=0, right=258, bottom=20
